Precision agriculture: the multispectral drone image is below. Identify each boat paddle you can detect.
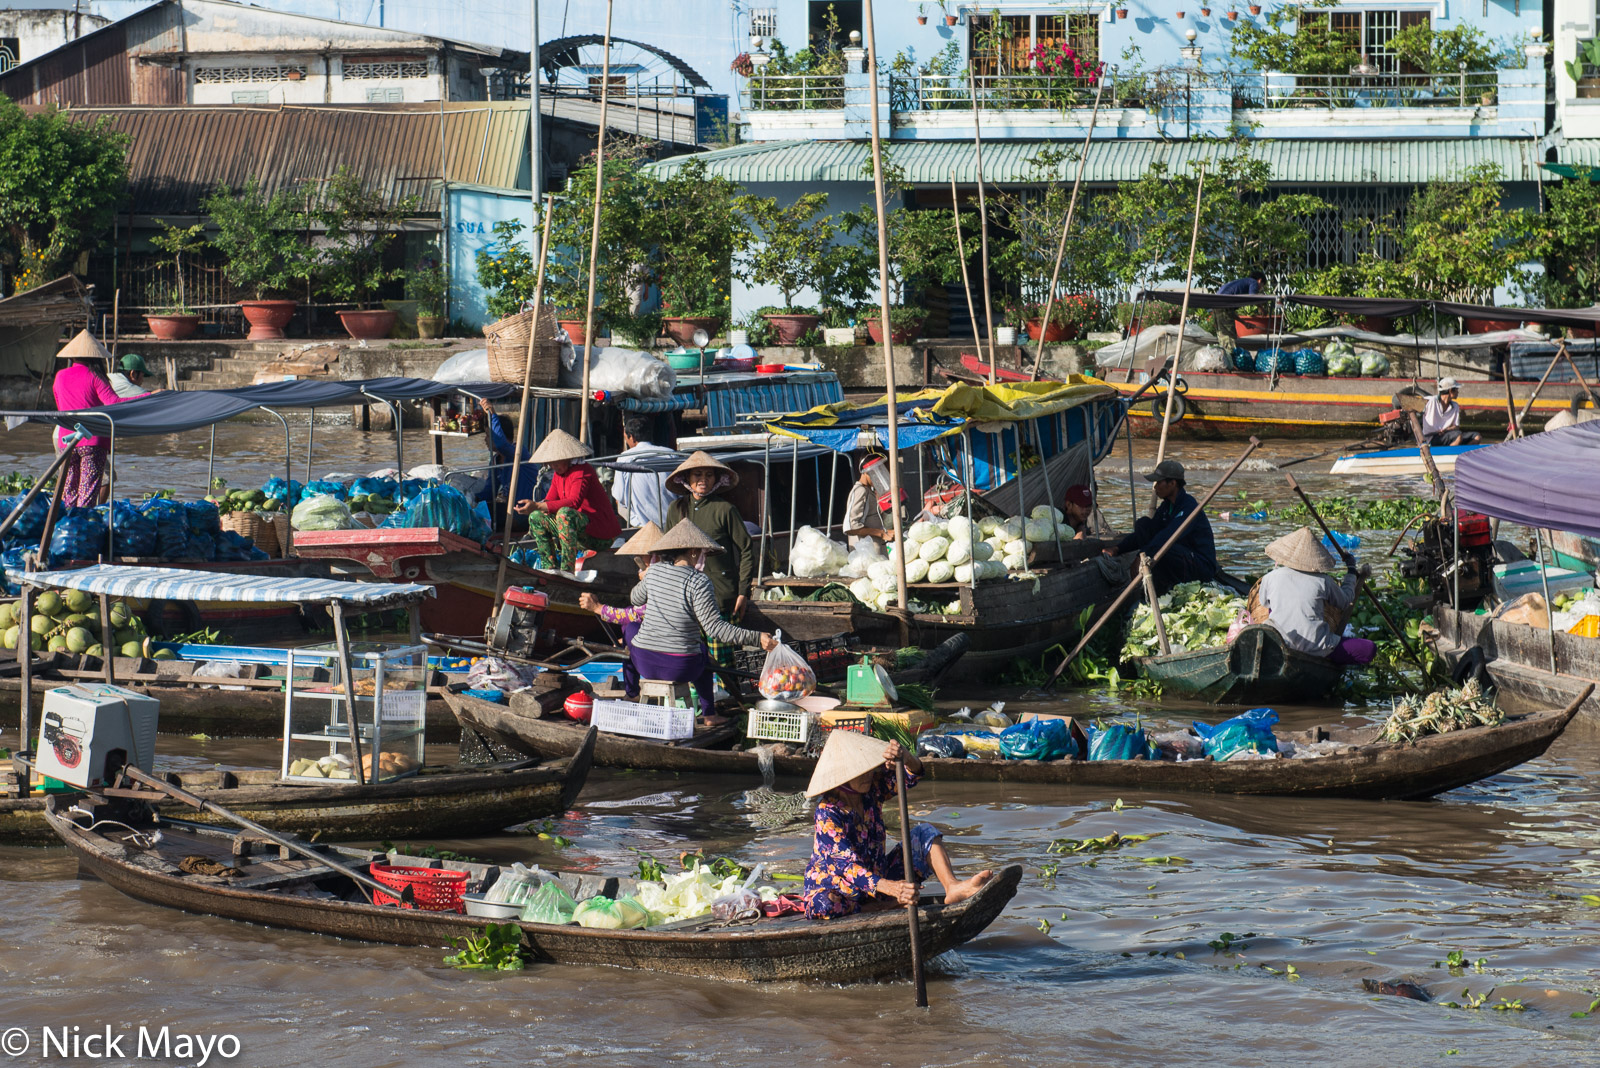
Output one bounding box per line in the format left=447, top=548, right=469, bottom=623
left=114, top=764, right=409, bottom=906
left=1047, top=437, right=1261, bottom=686
left=895, top=753, right=927, bottom=1008
left=1282, top=473, right=1432, bottom=679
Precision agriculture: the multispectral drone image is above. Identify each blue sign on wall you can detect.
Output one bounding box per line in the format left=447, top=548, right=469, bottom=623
left=447, top=184, right=537, bottom=330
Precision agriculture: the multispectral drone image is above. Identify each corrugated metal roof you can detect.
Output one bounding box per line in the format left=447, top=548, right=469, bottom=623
left=1558, top=140, right=1600, bottom=167
left=62, top=103, right=529, bottom=215
left=650, top=138, right=1544, bottom=184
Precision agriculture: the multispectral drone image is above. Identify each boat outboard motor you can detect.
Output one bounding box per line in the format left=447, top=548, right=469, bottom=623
left=487, top=587, right=550, bottom=658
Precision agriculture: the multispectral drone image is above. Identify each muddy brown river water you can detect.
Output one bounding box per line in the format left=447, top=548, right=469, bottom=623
left=1, top=429, right=1597, bottom=1067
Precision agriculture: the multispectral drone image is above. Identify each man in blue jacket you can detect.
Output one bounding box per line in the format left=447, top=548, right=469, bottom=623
left=1109, top=459, right=1217, bottom=594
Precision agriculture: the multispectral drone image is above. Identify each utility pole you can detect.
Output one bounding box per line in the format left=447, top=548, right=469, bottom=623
left=530, top=0, right=542, bottom=197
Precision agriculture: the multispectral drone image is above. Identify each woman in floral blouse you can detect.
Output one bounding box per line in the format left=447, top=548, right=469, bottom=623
left=802, top=733, right=992, bottom=920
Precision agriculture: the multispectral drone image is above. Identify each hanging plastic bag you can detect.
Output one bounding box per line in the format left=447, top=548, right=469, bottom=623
left=1192, top=707, right=1279, bottom=762
left=759, top=635, right=816, bottom=701
left=998, top=718, right=1076, bottom=761
left=521, top=880, right=577, bottom=924
left=1087, top=722, right=1153, bottom=761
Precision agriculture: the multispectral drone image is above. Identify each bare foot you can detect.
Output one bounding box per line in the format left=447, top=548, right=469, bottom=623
left=943, top=870, right=994, bottom=905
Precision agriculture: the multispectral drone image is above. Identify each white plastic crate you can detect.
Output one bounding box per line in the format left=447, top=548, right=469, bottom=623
left=747, top=707, right=814, bottom=744
left=591, top=698, right=695, bottom=741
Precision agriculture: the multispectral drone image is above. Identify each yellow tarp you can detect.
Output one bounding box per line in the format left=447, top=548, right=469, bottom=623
left=925, top=377, right=1118, bottom=423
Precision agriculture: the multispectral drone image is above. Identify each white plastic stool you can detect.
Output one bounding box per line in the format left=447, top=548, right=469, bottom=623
left=638, top=679, right=694, bottom=709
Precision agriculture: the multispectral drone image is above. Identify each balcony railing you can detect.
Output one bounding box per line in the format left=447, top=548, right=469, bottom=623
left=1236, top=71, right=1500, bottom=109
left=898, top=71, right=1127, bottom=111
left=740, top=72, right=847, bottom=111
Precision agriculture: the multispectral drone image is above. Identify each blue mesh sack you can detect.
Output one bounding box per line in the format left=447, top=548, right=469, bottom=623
left=381, top=484, right=488, bottom=541
left=98, top=500, right=158, bottom=557
left=0, top=546, right=27, bottom=594
left=305, top=479, right=348, bottom=501
left=350, top=476, right=398, bottom=499
left=1293, top=349, right=1326, bottom=376
left=214, top=529, right=265, bottom=562
left=1231, top=348, right=1256, bottom=372
left=47, top=508, right=108, bottom=566
left=138, top=498, right=190, bottom=559
left=1253, top=349, right=1296, bottom=375
left=1087, top=722, right=1154, bottom=761
left=186, top=530, right=217, bottom=561
left=261, top=477, right=304, bottom=507
left=183, top=499, right=222, bottom=535
left=0, top=493, right=51, bottom=541
left=999, top=718, right=1077, bottom=761
left=1192, top=707, right=1279, bottom=762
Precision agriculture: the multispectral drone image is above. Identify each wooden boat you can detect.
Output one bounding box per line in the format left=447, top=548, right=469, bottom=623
left=446, top=690, right=1583, bottom=800
left=1134, top=624, right=1344, bottom=704
left=1428, top=607, right=1600, bottom=724
left=44, top=801, right=1022, bottom=983
left=1329, top=444, right=1487, bottom=477
left=0, top=731, right=595, bottom=847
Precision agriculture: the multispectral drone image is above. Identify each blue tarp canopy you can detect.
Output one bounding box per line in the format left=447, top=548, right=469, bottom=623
left=1455, top=422, right=1600, bottom=539
left=8, top=563, right=434, bottom=606
left=767, top=396, right=967, bottom=454
left=27, top=377, right=517, bottom=438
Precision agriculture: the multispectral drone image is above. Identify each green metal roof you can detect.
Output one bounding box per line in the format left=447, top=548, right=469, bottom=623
left=1557, top=140, right=1600, bottom=168
left=650, top=138, right=1545, bottom=185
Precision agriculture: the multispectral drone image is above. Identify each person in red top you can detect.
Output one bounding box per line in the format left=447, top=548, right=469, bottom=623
left=512, top=428, right=620, bottom=572
left=51, top=330, right=145, bottom=507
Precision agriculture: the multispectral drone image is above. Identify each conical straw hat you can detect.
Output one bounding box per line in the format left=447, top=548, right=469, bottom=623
left=616, top=521, right=663, bottom=557
left=529, top=428, right=591, bottom=464
left=664, top=450, right=738, bottom=494
left=806, top=729, right=890, bottom=797
left=651, top=518, right=722, bottom=556
left=55, top=329, right=112, bottom=361
left=1265, top=526, right=1337, bottom=573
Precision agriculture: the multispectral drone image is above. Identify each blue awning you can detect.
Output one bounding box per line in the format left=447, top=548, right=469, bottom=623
left=9, top=564, right=434, bottom=606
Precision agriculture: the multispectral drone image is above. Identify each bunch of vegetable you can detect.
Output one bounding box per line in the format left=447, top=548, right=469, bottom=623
left=632, top=860, right=776, bottom=924
left=347, top=493, right=399, bottom=517
left=0, top=591, right=165, bottom=659
left=1120, top=581, right=1247, bottom=659
left=1325, top=342, right=1361, bottom=377
left=205, top=487, right=278, bottom=517
left=1378, top=677, right=1502, bottom=743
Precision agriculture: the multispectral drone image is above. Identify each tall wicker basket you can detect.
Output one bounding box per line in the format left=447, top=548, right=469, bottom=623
left=485, top=307, right=563, bottom=385
left=221, top=511, right=281, bottom=558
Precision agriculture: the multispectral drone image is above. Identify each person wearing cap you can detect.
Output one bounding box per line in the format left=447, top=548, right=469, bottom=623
left=1420, top=378, right=1480, bottom=446
left=579, top=522, right=662, bottom=699
left=842, top=454, right=890, bottom=548
left=108, top=353, right=155, bottom=399
left=1254, top=527, right=1375, bottom=665
left=802, top=731, right=993, bottom=920
left=624, top=519, right=775, bottom=719
left=663, top=451, right=757, bottom=663
left=50, top=330, right=139, bottom=507
left=1061, top=483, right=1113, bottom=540
left=610, top=415, right=683, bottom=531
left=512, top=428, right=621, bottom=572
left=1110, top=459, right=1217, bottom=595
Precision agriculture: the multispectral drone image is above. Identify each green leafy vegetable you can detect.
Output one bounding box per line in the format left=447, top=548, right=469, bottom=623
left=443, top=923, right=525, bottom=971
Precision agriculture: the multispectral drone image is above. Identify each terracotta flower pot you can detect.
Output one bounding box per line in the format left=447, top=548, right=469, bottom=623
left=763, top=312, right=821, bottom=345
left=944, top=14, right=958, bottom=25
left=1248, top=3, right=1261, bottom=12
left=661, top=316, right=722, bottom=345
left=558, top=319, right=589, bottom=345
left=1227, top=9, right=1238, bottom=18
left=1025, top=318, right=1073, bottom=342
left=1463, top=316, right=1520, bottom=335
left=1177, top=10, right=1186, bottom=16
left=865, top=316, right=924, bottom=345
left=1234, top=313, right=1282, bottom=337
left=338, top=308, right=398, bottom=340
left=1116, top=8, right=1129, bottom=17
left=1353, top=315, right=1394, bottom=335
left=237, top=299, right=298, bottom=340
left=1568, top=325, right=1597, bottom=339
left=917, top=15, right=927, bottom=23
left=416, top=314, right=446, bottom=339
left=145, top=314, right=200, bottom=340
left=1200, top=5, right=1211, bottom=13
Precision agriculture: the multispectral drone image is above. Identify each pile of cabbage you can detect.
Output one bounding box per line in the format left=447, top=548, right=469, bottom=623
left=1120, top=581, right=1248, bottom=659
left=843, top=506, right=1067, bottom=610
left=632, top=862, right=777, bottom=924
left=1325, top=341, right=1390, bottom=377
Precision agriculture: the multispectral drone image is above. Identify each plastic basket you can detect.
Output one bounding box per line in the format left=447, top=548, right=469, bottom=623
left=370, top=863, right=469, bottom=912
left=1570, top=614, right=1600, bottom=638
left=747, top=707, right=814, bottom=744
left=591, top=698, right=695, bottom=740
left=820, top=713, right=871, bottom=736
left=462, top=687, right=505, bottom=703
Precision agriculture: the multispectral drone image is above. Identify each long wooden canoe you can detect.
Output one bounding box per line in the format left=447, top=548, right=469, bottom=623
left=44, top=802, right=1022, bottom=983
left=0, top=730, right=594, bottom=847
left=446, top=690, right=1583, bottom=800
left=1134, top=625, right=1345, bottom=705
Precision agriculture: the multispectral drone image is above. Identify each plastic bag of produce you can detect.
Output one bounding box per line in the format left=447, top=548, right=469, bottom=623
left=614, top=895, right=655, bottom=929
left=759, top=637, right=816, bottom=701
left=916, top=733, right=966, bottom=759
left=46, top=508, right=107, bottom=565
left=350, top=476, right=398, bottom=500
left=839, top=542, right=883, bottom=580
left=573, top=896, right=629, bottom=929
left=790, top=525, right=849, bottom=578
left=186, top=530, right=217, bottom=561
left=291, top=493, right=356, bottom=531
left=260, top=477, right=303, bottom=507
left=99, top=499, right=157, bottom=557
left=183, top=499, right=222, bottom=535
left=304, top=479, right=347, bottom=501
left=381, top=484, right=488, bottom=542
left=467, top=656, right=542, bottom=692
left=521, top=880, right=577, bottom=925
left=1359, top=352, right=1390, bottom=376
left=0, top=493, right=50, bottom=541
left=1192, top=707, right=1279, bottom=761
left=998, top=718, right=1076, bottom=761
left=1150, top=730, right=1206, bottom=761
left=710, top=887, right=762, bottom=921
left=1087, top=722, right=1153, bottom=761
left=138, top=498, right=190, bottom=559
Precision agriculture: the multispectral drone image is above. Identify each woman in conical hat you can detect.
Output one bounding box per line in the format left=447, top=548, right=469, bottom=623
left=801, top=731, right=993, bottom=920
left=512, top=427, right=621, bottom=572
left=1255, top=526, right=1375, bottom=665
left=51, top=330, right=138, bottom=507
left=662, top=450, right=755, bottom=669
left=577, top=522, right=663, bottom=700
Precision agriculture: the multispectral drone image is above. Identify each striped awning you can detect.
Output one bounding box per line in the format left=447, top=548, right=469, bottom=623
left=9, top=565, right=433, bottom=606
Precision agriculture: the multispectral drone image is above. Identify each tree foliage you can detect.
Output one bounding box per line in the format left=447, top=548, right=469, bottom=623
left=1531, top=167, right=1600, bottom=308
left=733, top=191, right=836, bottom=312
left=202, top=178, right=314, bottom=300
left=313, top=166, right=417, bottom=307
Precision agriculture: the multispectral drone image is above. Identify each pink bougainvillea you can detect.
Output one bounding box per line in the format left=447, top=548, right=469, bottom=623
left=1025, top=41, right=1104, bottom=83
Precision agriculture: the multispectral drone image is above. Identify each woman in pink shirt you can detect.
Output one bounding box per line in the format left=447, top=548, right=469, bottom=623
left=51, top=331, right=138, bottom=507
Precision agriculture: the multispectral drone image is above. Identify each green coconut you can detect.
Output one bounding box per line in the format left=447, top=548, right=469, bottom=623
left=63, top=589, right=92, bottom=614
left=29, top=632, right=44, bottom=651
left=120, top=640, right=144, bottom=658
left=114, top=627, right=137, bottom=647
left=109, top=601, right=133, bottom=627
left=65, top=627, right=93, bottom=654
left=30, top=614, right=52, bottom=636
left=2, top=625, right=17, bottom=650
left=151, top=648, right=176, bottom=661
left=0, top=602, right=14, bottom=627
left=35, top=591, right=61, bottom=617
left=46, top=634, right=68, bottom=652
left=86, top=643, right=103, bottom=658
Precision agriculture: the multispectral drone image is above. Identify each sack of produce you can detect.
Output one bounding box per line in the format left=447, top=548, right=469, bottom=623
left=573, top=896, right=629, bottom=929
left=260, top=477, right=304, bottom=507
left=137, top=497, right=190, bottom=559
left=1359, top=351, right=1390, bottom=376
left=304, top=478, right=347, bottom=501
left=1231, top=348, right=1255, bottom=372
left=998, top=718, right=1077, bottom=761
left=185, top=530, right=217, bottom=561
left=350, top=476, right=399, bottom=500
left=759, top=637, right=816, bottom=701
left=521, top=880, right=578, bottom=925
left=1293, top=349, right=1326, bottom=376
left=1254, top=349, right=1296, bottom=375
left=1121, top=581, right=1248, bottom=659
left=183, top=499, right=222, bottom=535
left=710, top=887, right=762, bottom=921
left=916, top=733, right=966, bottom=760
left=1087, top=722, right=1153, bottom=761
left=1192, top=707, right=1279, bottom=761
left=399, top=477, right=430, bottom=502
left=0, top=493, right=50, bottom=540
left=290, top=493, right=356, bottom=531
left=46, top=508, right=107, bottom=566
left=790, top=525, right=849, bottom=578
left=381, top=484, right=488, bottom=541
left=1150, top=729, right=1205, bottom=761
left=99, top=499, right=158, bottom=557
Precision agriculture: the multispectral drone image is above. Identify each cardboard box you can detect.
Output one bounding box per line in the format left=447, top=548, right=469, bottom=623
left=34, top=685, right=161, bottom=788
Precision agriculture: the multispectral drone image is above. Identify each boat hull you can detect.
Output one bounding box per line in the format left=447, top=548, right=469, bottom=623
left=1136, top=625, right=1344, bottom=704
left=1430, top=608, right=1600, bottom=724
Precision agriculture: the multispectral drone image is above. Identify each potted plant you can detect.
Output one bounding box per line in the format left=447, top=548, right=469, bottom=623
left=1248, top=3, right=1262, bottom=13
left=144, top=219, right=205, bottom=340
left=916, top=2, right=928, bottom=23
left=651, top=158, right=743, bottom=347
left=202, top=178, right=313, bottom=339
left=1233, top=303, right=1282, bottom=336
left=314, top=166, right=418, bottom=339
left=1117, top=8, right=1129, bottom=18
left=1200, top=6, right=1211, bottom=14
left=1025, top=293, right=1098, bottom=342
left=734, top=191, right=836, bottom=344
left=1177, top=10, right=1185, bottom=18
left=406, top=259, right=447, bottom=339
left=1566, top=37, right=1600, bottom=98
left=1227, top=9, right=1239, bottom=19
left=939, top=2, right=957, bottom=26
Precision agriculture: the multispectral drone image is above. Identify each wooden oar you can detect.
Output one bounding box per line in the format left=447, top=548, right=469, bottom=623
left=1048, top=436, right=1261, bottom=685
left=1276, top=436, right=1383, bottom=470
left=116, top=764, right=406, bottom=905
left=895, top=754, right=927, bottom=1008
left=1283, top=472, right=1431, bottom=678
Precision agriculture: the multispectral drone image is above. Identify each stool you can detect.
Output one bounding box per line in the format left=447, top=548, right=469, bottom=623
left=638, top=679, right=695, bottom=709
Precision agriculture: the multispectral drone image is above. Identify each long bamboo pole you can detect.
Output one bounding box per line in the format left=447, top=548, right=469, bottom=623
left=1154, top=169, right=1205, bottom=467
left=576, top=0, right=615, bottom=444
left=862, top=0, right=910, bottom=651
left=966, top=64, right=996, bottom=383
left=1514, top=340, right=1566, bottom=430
left=492, top=193, right=556, bottom=608
left=1028, top=75, right=1106, bottom=381
left=950, top=175, right=981, bottom=358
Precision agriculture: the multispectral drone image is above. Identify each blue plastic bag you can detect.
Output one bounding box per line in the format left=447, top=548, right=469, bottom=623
left=1321, top=529, right=1361, bottom=555
left=138, top=498, right=189, bottom=559
left=186, top=530, right=217, bottom=561
left=305, top=478, right=348, bottom=501
left=350, top=476, right=398, bottom=499
left=97, top=500, right=158, bottom=557
left=998, top=718, right=1077, bottom=761
left=47, top=508, right=108, bottom=566
left=399, top=477, right=430, bottom=502
left=1087, top=722, right=1153, bottom=761
left=381, top=484, right=488, bottom=542
left=1192, top=708, right=1279, bottom=762
left=261, top=477, right=304, bottom=507
left=916, top=733, right=966, bottom=760
left=183, top=499, right=222, bottom=535
left=0, top=494, right=50, bottom=540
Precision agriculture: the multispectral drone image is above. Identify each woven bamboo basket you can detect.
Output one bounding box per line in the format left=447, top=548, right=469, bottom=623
left=221, top=511, right=280, bottom=557
left=485, top=307, right=563, bottom=385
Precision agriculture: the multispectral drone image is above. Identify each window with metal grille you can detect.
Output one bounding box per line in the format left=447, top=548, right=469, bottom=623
left=194, top=64, right=308, bottom=83
left=0, top=39, right=18, bottom=73
left=750, top=7, right=778, bottom=38
left=1311, top=9, right=1428, bottom=73
left=969, top=12, right=1099, bottom=76
left=1270, top=184, right=1410, bottom=269
left=344, top=59, right=429, bottom=79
